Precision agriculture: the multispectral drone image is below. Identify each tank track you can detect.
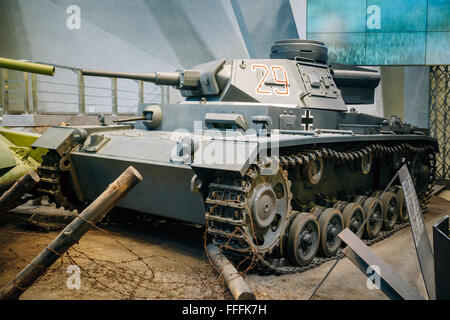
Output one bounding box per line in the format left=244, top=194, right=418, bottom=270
left=205, top=141, right=437, bottom=275
left=36, top=151, right=81, bottom=212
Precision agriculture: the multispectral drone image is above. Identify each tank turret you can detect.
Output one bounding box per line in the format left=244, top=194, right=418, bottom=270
left=81, top=40, right=380, bottom=109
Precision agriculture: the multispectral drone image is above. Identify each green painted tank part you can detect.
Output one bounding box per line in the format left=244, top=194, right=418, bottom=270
left=0, top=57, right=55, bottom=76
left=0, top=130, right=44, bottom=193
left=0, top=128, right=47, bottom=163
left=0, top=141, right=16, bottom=170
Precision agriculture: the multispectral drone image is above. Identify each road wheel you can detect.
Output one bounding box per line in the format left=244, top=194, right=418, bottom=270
left=363, top=197, right=383, bottom=239
left=342, top=203, right=365, bottom=238
left=380, top=192, right=399, bottom=230
left=318, top=208, right=344, bottom=257
left=287, top=212, right=320, bottom=266
left=396, top=187, right=409, bottom=222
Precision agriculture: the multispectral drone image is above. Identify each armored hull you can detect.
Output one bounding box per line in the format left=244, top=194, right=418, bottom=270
left=32, top=40, right=438, bottom=273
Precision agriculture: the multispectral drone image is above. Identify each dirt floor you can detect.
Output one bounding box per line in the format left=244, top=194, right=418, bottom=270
left=0, top=192, right=449, bottom=300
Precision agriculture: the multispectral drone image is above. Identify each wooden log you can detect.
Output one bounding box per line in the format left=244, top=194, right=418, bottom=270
left=0, top=166, right=143, bottom=300
left=207, top=244, right=255, bottom=300
left=0, top=170, right=40, bottom=216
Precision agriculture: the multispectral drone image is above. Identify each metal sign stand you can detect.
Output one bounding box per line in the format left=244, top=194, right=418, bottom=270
left=397, top=164, right=436, bottom=300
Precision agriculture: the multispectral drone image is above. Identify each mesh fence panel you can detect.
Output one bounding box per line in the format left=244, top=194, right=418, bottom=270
left=429, top=66, right=449, bottom=182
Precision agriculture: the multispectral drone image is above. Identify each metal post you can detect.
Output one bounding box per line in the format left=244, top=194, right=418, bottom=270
left=31, top=74, right=38, bottom=113
left=138, top=80, right=144, bottom=104
left=76, top=70, right=85, bottom=115
left=160, top=85, right=165, bottom=104
left=0, top=69, right=5, bottom=115
left=1, top=69, right=9, bottom=115
left=111, top=77, right=118, bottom=116
left=166, top=85, right=170, bottom=104
left=23, top=72, right=30, bottom=114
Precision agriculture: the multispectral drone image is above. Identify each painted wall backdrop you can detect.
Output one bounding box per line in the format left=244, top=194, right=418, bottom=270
left=307, top=0, right=450, bottom=65
left=0, top=0, right=440, bottom=128
left=0, top=0, right=298, bottom=113
left=0, top=0, right=300, bottom=69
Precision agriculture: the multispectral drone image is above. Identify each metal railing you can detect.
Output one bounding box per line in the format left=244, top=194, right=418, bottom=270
left=0, top=62, right=170, bottom=116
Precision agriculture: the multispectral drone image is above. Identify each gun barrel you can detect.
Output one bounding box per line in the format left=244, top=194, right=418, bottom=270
left=81, top=69, right=180, bottom=86
left=113, top=116, right=146, bottom=123
left=331, top=64, right=380, bottom=89
left=0, top=57, right=55, bottom=76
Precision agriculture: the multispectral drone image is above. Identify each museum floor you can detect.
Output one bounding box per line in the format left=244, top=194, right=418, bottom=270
left=0, top=192, right=448, bottom=300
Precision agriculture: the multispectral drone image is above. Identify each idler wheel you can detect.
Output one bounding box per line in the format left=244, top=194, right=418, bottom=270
left=363, top=197, right=383, bottom=239
left=396, top=187, right=409, bottom=222
left=287, top=212, right=320, bottom=266
left=303, top=158, right=324, bottom=185
left=251, top=184, right=277, bottom=229
left=342, top=203, right=365, bottom=238
left=317, top=208, right=344, bottom=257
left=380, top=191, right=399, bottom=230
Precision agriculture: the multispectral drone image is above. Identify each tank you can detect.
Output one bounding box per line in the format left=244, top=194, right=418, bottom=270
left=32, top=40, right=438, bottom=272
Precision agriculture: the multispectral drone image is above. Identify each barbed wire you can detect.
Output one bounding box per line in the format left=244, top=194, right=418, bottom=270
left=0, top=224, right=229, bottom=299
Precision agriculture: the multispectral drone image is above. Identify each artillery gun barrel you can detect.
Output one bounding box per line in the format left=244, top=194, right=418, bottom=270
left=0, top=57, right=55, bottom=76
left=81, top=69, right=181, bottom=86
